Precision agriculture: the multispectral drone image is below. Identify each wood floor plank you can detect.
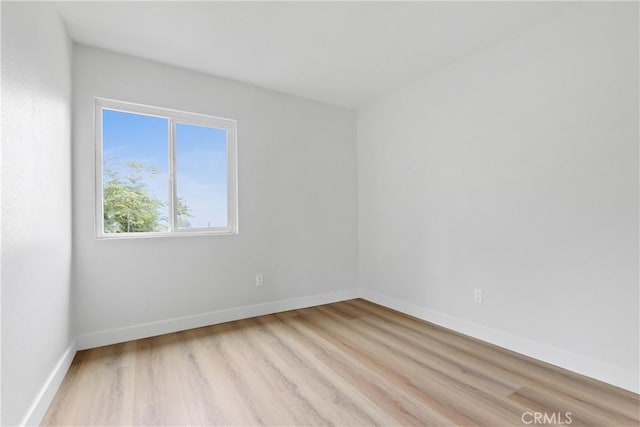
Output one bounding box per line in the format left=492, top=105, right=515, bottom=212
left=242, top=316, right=389, bottom=426
left=345, top=298, right=640, bottom=419
left=41, top=299, right=640, bottom=426
left=271, top=311, right=456, bottom=426
left=311, top=305, right=529, bottom=426
left=324, top=303, right=523, bottom=397
left=254, top=313, right=402, bottom=426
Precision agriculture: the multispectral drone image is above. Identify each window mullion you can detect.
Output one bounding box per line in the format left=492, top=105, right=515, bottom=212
left=168, top=118, right=178, bottom=232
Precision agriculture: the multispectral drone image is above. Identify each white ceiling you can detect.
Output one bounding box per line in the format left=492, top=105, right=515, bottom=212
left=56, top=1, right=571, bottom=108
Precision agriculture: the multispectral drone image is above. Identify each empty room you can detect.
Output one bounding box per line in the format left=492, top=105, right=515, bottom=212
left=1, top=1, right=638, bottom=426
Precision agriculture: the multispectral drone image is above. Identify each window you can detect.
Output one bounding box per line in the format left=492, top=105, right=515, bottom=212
left=95, top=98, right=237, bottom=238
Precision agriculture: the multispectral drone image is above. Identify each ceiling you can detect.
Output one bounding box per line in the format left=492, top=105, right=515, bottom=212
left=56, top=1, right=571, bottom=109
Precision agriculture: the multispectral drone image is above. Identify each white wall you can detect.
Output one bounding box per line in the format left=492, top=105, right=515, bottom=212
left=357, top=2, right=639, bottom=392
left=1, top=2, right=73, bottom=425
left=72, top=46, right=358, bottom=343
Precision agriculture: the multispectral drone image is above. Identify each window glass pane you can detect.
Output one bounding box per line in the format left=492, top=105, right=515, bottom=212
left=175, top=123, right=228, bottom=229
left=102, top=109, right=169, bottom=233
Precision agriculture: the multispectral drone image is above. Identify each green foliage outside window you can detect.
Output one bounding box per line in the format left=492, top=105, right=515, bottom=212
left=103, top=159, right=192, bottom=233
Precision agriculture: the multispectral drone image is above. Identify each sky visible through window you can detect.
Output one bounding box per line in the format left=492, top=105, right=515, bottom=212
left=102, top=109, right=228, bottom=232
left=175, top=123, right=228, bottom=228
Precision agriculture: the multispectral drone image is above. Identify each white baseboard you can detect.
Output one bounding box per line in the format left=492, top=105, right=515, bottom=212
left=361, top=288, right=639, bottom=394
left=20, top=339, right=77, bottom=427
left=77, top=288, right=360, bottom=350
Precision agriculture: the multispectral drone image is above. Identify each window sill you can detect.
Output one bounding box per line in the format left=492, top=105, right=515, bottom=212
left=96, top=229, right=238, bottom=240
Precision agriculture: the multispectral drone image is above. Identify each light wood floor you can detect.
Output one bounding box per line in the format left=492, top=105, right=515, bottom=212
left=42, top=299, right=639, bottom=426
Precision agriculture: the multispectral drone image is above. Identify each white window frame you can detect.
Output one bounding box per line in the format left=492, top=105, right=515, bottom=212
left=95, top=98, right=238, bottom=239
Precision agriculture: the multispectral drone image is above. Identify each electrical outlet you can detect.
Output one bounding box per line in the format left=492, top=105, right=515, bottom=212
left=256, top=274, right=264, bottom=287
left=474, top=288, right=482, bottom=303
